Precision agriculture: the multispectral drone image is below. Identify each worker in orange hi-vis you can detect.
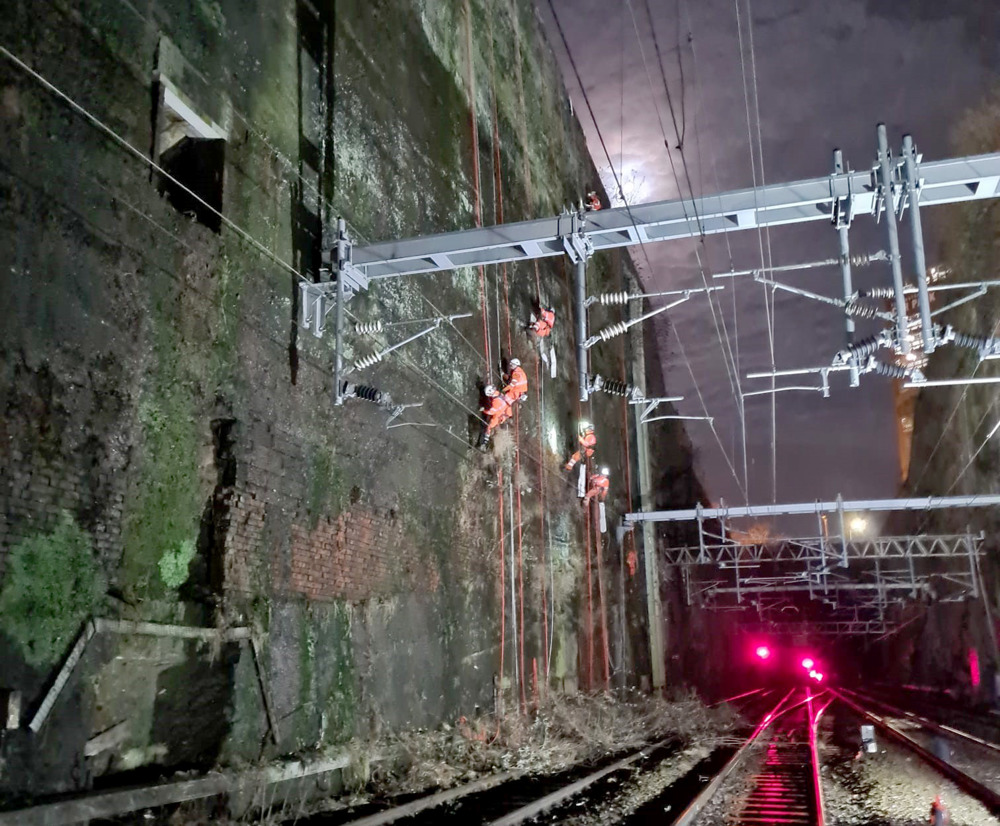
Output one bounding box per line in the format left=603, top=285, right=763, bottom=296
left=565, top=421, right=596, bottom=470
left=585, top=191, right=602, bottom=212
left=502, top=358, right=528, bottom=404
left=528, top=306, right=555, bottom=338
left=583, top=467, right=610, bottom=505
left=478, top=385, right=511, bottom=447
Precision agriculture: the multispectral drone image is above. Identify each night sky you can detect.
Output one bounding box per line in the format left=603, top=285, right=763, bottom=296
left=540, top=0, right=1000, bottom=509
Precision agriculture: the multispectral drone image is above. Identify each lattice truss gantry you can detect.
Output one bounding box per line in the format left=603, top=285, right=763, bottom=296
left=625, top=495, right=999, bottom=635
left=670, top=529, right=983, bottom=625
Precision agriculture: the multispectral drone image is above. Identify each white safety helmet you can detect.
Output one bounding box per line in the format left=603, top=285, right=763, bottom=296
left=600, top=467, right=610, bottom=476
left=485, top=384, right=498, bottom=397
left=509, top=358, right=521, bottom=368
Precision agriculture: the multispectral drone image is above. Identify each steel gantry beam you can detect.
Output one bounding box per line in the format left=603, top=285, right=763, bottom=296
left=624, top=494, right=1000, bottom=525
left=700, top=577, right=976, bottom=599
left=350, top=151, right=1000, bottom=279
left=661, top=532, right=983, bottom=566
left=742, top=620, right=891, bottom=636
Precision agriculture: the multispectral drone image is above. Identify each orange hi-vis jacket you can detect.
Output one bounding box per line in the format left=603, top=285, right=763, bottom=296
left=533, top=308, right=555, bottom=337
left=585, top=473, right=609, bottom=502
left=566, top=427, right=597, bottom=469
left=503, top=365, right=528, bottom=401
left=482, top=395, right=511, bottom=429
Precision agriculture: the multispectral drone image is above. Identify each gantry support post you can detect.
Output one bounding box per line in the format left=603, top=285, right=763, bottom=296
left=563, top=208, right=595, bottom=403
left=902, top=134, right=936, bottom=353
left=876, top=124, right=911, bottom=354
left=333, top=217, right=348, bottom=405
left=575, top=257, right=589, bottom=401
left=833, top=149, right=860, bottom=386
left=625, top=272, right=666, bottom=690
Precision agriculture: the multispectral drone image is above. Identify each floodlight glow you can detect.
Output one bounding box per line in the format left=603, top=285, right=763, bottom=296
left=814, top=672, right=825, bottom=682
left=801, top=657, right=815, bottom=670
left=755, top=646, right=771, bottom=660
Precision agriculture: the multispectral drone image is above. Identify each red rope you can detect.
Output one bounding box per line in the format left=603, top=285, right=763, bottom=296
left=466, top=0, right=508, bottom=729
left=514, top=17, right=549, bottom=690
left=584, top=497, right=594, bottom=689
left=594, top=506, right=611, bottom=691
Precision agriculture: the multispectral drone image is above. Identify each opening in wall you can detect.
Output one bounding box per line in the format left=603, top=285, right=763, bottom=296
left=153, top=77, right=227, bottom=232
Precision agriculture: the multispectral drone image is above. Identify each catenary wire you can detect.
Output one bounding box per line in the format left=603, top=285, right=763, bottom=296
left=544, top=0, right=746, bottom=497
left=681, top=0, right=750, bottom=495
left=732, top=0, right=778, bottom=503
left=624, top=0, right=749, bottom=497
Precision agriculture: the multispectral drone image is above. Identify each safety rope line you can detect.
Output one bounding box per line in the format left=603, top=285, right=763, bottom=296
left=463, top=1, right=510, bottom=728
left=584, top=494, right=595, bottom=689
left=507, top=0, right=552, bottom=688
left=485, top=13, right=529, bottom=712
left=593, top=503, right=611, bottom=691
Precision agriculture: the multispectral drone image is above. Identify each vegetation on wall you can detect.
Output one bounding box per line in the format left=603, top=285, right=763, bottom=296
left=122, top=390, right=202, bottom=598
left=0, top=512, right=105, bottom=666
left=158, top=538, right=197, bottom=589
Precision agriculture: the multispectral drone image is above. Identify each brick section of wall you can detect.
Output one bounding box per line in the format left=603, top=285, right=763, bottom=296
left=218, top=419, right=306, bottom=598
left=0, top=356, right=133, bottom=576
left=283, top=507, right=438, bottom=602
left=219, top=418, right=442, bottom=603
left=0, top=451, right=126, bottom=571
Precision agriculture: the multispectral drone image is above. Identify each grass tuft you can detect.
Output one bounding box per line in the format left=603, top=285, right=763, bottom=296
left=0, top=512, right=105, bottom=666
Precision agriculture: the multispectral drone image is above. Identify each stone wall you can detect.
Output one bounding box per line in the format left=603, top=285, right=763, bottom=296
left=0, top=0, right=664, bottom=794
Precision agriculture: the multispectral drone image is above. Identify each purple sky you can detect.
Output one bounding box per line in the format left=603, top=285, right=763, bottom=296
left=540, top=0, right=999, bottom=507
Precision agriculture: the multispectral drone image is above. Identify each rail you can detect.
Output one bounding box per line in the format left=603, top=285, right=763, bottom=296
left=830, top=688, right=1000, bottom=816
left=672, top=689, right=823, bottom=826
left=841, top=687, right=1000, bottom=756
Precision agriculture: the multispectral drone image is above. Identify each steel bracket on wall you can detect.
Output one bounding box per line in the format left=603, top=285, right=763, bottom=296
left=561, top=210, right=594, bottom=264
left=300, top=218, right=370, bottom=339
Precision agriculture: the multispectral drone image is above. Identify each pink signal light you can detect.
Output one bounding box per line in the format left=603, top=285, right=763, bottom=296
left=755, top=646, right=771, bottom=660
left=801, top=657, right=815, bottom=670
left=814, top=672, right=825, bottom=682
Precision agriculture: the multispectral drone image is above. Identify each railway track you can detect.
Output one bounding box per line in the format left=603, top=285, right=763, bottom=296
left=864, top=682, right=1000, bottom=744
left=729, top=703, right=821, bottom=826
left=842, top=686, right=1000, bottom=756
left=664, top=689, right=825, bottom=826
left=313, top=686, right=1000, bottom=826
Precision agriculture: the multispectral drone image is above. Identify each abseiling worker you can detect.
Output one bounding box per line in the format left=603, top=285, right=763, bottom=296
left=583, top=467, right=610, bottom=505
left=502, top=358, right=528, bottom=404
left=565, top=421, right=596, bottom=470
